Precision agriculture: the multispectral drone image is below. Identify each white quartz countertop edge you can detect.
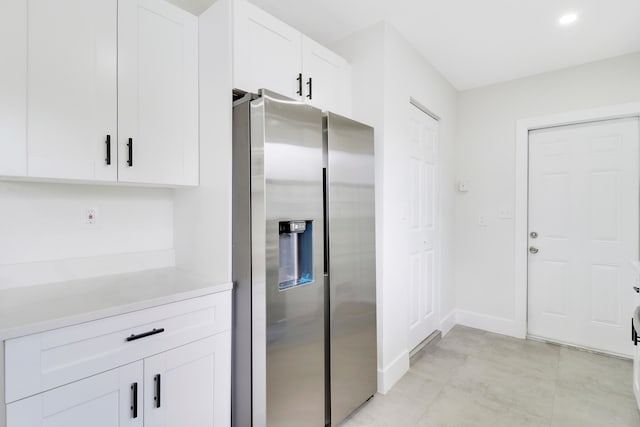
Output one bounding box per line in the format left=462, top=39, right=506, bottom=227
left=0, top=267, right=233, bottom=341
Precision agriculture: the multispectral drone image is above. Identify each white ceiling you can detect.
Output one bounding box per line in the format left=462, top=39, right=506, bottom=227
left=246, top=0, right=640, bottom=90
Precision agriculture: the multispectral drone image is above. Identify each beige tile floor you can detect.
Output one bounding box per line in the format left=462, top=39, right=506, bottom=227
left=340, top=326, right=640, bottom=427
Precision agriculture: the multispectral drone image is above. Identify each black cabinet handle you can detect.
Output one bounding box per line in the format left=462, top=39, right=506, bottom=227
left=296, top=73, right=303, bottom=96
left=634, top=286, right=639, bottom=293
left=127, top=138, right=133, bottom=167
left=105, top=135, right=111, bottom=165
left=131, top=382, right=138, bottom=418
left=154, top=374, right=161, bottom=408
left=633, top=318, right=638, bottom=346
left=126, top=328, right=165, bottom=342
left=306, top=77, right=313, bottom=100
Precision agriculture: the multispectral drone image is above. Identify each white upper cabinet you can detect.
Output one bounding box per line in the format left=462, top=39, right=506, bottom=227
left=301, top=36, right=352, bottom=116
left=0, top=0, right=198, bottom=187
left=0, top=0, right=27, bottom=177
left=233, top=0, right=301, bottom=100
left=118, top=0, right=199, bottom=186
left=233, top=0, right=351, bottom=115
left=28, top=0, right=118, bottom=182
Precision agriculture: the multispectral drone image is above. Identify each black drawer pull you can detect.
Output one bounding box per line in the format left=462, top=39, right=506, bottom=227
left=154, top=374, right=162, bottom=408
left=127, top=137, right=133, bottom=167
left=131, top=382, right=138, bottom=418
left=126, top=328, right=165, bottom=342
left=306, top=77, right=313, bottom=100
left=105, top=135, right=111, bottom=165
left=296, top=73, right=303, bottom=96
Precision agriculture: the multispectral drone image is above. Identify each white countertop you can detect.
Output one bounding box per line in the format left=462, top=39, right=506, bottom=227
left=0, top=268, right=233, bottom=340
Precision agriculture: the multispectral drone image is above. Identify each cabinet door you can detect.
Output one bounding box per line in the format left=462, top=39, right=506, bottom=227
left=233, top=0, right=302, bottom=99
left=6, top=361, right=143, bottom=427
left=27, top=0, right=118, bottom=181
left=302, top=36, right=352, bottom=116
left=145, top=333, right=231, bottom=427
left=118, top=0, right=198, bottom=186
left=0, top=0, right=27, bottom=177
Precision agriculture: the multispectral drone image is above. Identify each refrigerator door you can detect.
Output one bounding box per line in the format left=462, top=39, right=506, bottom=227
left=251, top=91, right=325, bottom=427
left=325, top=112, right=377, bottom=425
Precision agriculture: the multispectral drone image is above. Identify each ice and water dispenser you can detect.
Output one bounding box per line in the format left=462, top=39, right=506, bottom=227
left=278, top=220, right=314, bottom=291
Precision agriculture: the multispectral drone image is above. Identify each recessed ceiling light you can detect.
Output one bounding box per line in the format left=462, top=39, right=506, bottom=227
left=559, top=13, right=578, bottom=25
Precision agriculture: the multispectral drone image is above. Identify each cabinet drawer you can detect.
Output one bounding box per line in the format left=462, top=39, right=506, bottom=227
left=5, top=291, right=231, bottom=403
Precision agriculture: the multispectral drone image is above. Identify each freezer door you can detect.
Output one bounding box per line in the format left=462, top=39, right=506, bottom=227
left=251, top=91, right=325, bottom=427
left=325, top=112, right=377, bottom=425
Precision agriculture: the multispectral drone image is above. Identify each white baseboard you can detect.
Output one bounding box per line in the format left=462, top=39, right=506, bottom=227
left=456, top=309, right=524, bottom=339
left=377, top=350, right=409, bottom=395
left=439, top=310, right=457, bottom=336
left=0, top=249, right=176, bottom=289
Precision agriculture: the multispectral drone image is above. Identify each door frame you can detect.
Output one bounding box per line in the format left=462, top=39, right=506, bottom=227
left=514, top=102, right=640, bottom=338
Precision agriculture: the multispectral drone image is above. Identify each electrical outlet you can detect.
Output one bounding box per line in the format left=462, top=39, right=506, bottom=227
left=478, top=215, right=488, bottom=227
left=85, top=208, right=98, bottom=225
left=498, top=207, right=513, bottom=219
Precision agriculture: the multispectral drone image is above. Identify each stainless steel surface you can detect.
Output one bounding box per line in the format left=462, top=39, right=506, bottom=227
left=530, top=231, right=538, bottom=239
left=325, top=112, right=377, bottom=426
left=253, top=91, right=325, bottom=427
left=529, top=246, right=539, bottom=254
left=231, top=95, right=255, bottom=427
left=233, top=91, right=376, bottom=427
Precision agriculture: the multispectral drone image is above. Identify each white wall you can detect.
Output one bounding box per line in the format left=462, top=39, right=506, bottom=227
left=455, top=52, right=640, bottom=336
left=334, top=22, right=458, bottom=394
left=0, top=181, right=175, bottom=289
left=173, top=0, right=233, bottom=285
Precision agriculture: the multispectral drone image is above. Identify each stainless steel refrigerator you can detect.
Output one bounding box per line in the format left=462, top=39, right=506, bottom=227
left=232, top=90, right=376, bottom=427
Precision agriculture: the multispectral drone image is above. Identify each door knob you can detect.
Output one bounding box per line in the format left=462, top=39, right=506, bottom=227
left=529, top=246, right=539, bottom=254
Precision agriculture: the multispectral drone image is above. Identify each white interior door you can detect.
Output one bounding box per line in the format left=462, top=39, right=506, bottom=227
left=528, top=117, right=640, bottom=357
left=407, top=104, right=439, bottom=350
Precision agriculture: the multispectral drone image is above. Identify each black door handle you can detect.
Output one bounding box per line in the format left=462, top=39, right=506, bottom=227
left=131, top=382, right=138, bottom=418
left=154, top=374, right=161, bottom=408
left=296, top=73, right=303, bottom=96
left=105, top=135, right=111, bottom=165
left=127, top=138, right=133, bottom=167
left=126, top=328, right=165, bottom=342
left=306, top=77, right=312, bottom=100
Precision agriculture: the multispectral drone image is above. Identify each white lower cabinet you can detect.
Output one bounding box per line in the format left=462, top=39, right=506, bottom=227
left=7, top=361, right=143, bottom=427
left=3, top=292, right=231, bottom=427
left=144, top=334, right=230, bottom=427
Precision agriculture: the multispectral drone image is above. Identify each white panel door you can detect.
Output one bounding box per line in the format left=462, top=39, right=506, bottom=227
left=301, top=35, right=351, bottom=116
left=27, top=0, right=117, bottom=181
left=407, top=105, right=439, bottom=350
left=6, top=361, right=143, bottom=427
left=145, top=333, right=231, bottom=427
left=118, top=0, right=199, bottom=186
left=528, top=117, right=640, bottom=357
left=233, top=0, right=302, bottom=99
